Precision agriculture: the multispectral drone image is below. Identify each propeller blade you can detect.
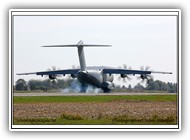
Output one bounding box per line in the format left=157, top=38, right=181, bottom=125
left=140, top=66, right=144, bottom=70
left=147, top=74, right=153, bottom=79
left=126, top=75, right=132, bottom=81
left=122, top=78, right=127, bottom=83
left=123, top=64, right=127, bottom=69
left=145, top=66, right=150, bottom=71
left=117, top=76, right=121, bottom=81
left=45, top=66, right=62, bottom=79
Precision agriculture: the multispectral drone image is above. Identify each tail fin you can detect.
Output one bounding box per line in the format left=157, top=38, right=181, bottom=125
left=42, top=40, right=111, bottom=71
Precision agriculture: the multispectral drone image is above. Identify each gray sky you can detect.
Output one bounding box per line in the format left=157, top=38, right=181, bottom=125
left=14, top=15, right=177, bottom=87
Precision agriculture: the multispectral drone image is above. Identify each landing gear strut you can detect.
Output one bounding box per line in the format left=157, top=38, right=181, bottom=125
left=102, top=87, right=111, bottom=93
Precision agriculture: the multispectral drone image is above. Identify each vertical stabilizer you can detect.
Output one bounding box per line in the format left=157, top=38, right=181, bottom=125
left=42, top=40, right=111, bottom=71
left=77, top=41, right=86, bottom=70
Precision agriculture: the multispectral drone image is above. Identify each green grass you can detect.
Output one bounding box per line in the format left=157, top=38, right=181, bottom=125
left=14, top=113, right=177, bottom=125
left=13, top=95, right=177, bottom=104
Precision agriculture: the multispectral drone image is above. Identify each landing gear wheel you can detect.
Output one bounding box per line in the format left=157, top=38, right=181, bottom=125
left=102, top=88, right=111, bottom=93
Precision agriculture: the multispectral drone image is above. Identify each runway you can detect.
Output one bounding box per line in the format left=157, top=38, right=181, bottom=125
left=13, top=92, right=176, bottom=96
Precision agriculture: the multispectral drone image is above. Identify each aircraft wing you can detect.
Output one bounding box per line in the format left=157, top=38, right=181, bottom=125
left=102, top=68, right=172, bottom=75
left=17, top=69, right=80, bottom=76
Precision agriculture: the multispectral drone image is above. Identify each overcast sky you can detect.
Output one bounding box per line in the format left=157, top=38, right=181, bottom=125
left=13, top=14, right=177, bottom=87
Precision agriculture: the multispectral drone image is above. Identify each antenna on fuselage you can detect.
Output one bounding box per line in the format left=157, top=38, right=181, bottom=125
left=42, top=40, right=111, bottom=71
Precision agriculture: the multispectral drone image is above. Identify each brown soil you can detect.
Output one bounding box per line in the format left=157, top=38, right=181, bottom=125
left=13, top=100, right=177, bottom=120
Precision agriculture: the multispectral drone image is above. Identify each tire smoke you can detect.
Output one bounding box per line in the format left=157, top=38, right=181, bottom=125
left=61, top=79, right=102, bottom=93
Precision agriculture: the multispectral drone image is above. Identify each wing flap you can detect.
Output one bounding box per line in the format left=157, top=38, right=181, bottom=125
left=42, top=45, right=77, bottom=47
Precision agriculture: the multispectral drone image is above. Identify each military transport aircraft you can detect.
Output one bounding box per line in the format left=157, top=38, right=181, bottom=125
left=17, top=40, right=172, bottom=93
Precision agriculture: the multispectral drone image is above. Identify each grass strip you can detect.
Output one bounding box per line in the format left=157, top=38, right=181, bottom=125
left=14, top=114, right=177, bottom=125
left=13, top=95, right=177, bottom=104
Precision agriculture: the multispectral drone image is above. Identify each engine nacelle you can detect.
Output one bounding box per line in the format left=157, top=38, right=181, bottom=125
left=49, top=75, right=56, bottom=80
left=140, top=74, right=147, bottom=80
left=121, top=74, right=127, bottom=78
left=71, top=74, right=77, bottom=78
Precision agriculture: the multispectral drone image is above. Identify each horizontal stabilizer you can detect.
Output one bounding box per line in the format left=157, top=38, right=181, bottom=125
left=42, top=40, right=111, bottom=48
left=42, top=45, right=77, bottom=47
left=42, top=44, right=111, bottom=47
left=82, top=44, right=111, bottom=47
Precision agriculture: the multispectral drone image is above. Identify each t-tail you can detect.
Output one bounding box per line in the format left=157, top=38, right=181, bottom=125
left=42, top=40, right=111, bottom=71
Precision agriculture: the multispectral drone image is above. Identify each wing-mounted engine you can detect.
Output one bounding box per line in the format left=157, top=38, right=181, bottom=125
left=137, top=74, right=153, bottom=84
left=49, top=75, right=56, bottom=80
left=47, top=66, right=59, bottom=80
left=71, top=74, right=77, bottom=78
left=117, top=65, right=132, bottom=83
left=117, top=73, right=131, bottom=83
left=137, top=66, right=153, bottom=84
left=140, top=74, right=147, bottom=80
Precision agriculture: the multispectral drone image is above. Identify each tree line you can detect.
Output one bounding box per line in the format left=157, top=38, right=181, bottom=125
left=122, top=79, right=177, bottom=93
left=14, top=78, right=177, bottom=93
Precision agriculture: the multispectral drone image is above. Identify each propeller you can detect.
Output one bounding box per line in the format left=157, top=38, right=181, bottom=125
left=117, top=64, right=132, bottom=83
left=64, top=65, right=80, bottom=80
left=47, top=66, right=61, bottom=72
left=137, top=66, right=153, bottom=85
left=45, top=66, right=61, bottom=82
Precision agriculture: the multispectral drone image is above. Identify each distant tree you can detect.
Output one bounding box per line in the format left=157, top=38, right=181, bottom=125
left=160, top=82, right=168, bottom=91
left=15, top=79, right=27, bottom=91
left=56, top=79, right=66, bottom=89
left=28, top=80, right=44, bottom=90
left=134, top=83, right=144, bottom=90
left=145, top=79, right=177, bottom=93
left=41, top=79, right=51, bottom=90
left=27, top=79, right=69, bottom=91
left=127, top=84, right=132, bottom=90
left=167, top=82, right=177, bottom=93
left=122, top=85, right=126, bottom=89
left=146, top=80, right=159, bottom=90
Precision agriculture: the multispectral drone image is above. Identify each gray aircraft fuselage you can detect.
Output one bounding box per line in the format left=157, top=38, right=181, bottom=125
left=73, top=40, right=114, bottom=92
left=77, top=69, right=114, bottom=92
